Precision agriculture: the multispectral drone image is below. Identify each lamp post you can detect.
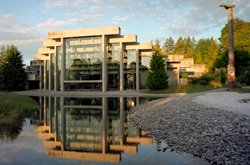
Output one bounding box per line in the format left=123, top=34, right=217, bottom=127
left=219, top=3, right=236, bottom=91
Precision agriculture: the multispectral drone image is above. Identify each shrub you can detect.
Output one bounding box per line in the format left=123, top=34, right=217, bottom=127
left=181, top=73, right=189, bottom=78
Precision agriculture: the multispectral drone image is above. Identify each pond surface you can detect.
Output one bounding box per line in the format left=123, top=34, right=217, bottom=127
left=0, top=96, right=209, bottom=165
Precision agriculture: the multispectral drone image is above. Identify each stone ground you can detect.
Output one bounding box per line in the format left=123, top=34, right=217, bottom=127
left=128, top=91, right=250, bottom=165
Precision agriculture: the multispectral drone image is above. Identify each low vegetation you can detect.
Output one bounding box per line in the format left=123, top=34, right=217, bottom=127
left=145, top=84, right=215, bottom=94
left=0, top=93, right=37, bottom=140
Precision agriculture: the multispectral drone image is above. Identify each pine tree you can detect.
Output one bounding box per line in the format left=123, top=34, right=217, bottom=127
left=146, top=42, right=168, bottom=90
left=175, top=36, right=184, bottom=54
left=0, top=45, right=26, bottom=91
left=163, top=37, right=175, bottom=55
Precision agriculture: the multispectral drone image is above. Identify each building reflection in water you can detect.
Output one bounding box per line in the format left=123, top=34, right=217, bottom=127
left=33, top=96, right=152, bottom=163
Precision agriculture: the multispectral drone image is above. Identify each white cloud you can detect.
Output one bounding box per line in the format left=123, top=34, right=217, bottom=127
left=36, top=18, right=65, bottom=30
left=0, top=14, right=32, bottom=34
left=0, top=39, right=43, bottom=47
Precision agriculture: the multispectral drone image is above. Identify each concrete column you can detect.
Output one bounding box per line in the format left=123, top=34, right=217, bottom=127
left=119, top=97, right=124, bottom=145
left=136, top=96, right=139, bottom=106
left=48, top=96, right=52, bottom=133
left=54, top=97, right=58, bottom=141
left=44, top=60, right=47, bottom=90
left=39, top=97, right=42, bottom=120
left=39, top=65, right=43, bottom=90
left=60, top=97, right=66, bottom=150
left=102, top=97, right=107, bottom=153
left=54, top=49, right=57, bottom=91
left=61, top=38, right=65, bottom=91
left=119, top=43, right=124, bottom=91
left=102, top=35, right=107, bottom=92
left=136, top=49, right=139, bottom=91
left=43, top=96, right=46, bottom=126
left=49, top=53, right=52, bottom=90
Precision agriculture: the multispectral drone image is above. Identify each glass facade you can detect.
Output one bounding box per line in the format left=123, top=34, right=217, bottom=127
left=37, top=96, right=149, bottom=162
left=56, top=46, right=62, bottom=91
left=65, top=37, right=102, bottom=81
left=63, top=37, right=102, bottom=91
left=37, top=28, right=152, bottom=92
left=107, top=43, right=120, bottom=90
left=51, top=53, right=55, bottom=90
left=124, top=50, right=136, bottom=90
left=140, top=55, right=151, bottom=89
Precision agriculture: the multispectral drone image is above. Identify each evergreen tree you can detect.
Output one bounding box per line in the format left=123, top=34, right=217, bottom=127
left=175, top=36, right=185, bottom=54
left=146, top=41, right=168, bottom=90
left=163, top=37, right=175, bottom=55
left=153, top=39, right=163, bottom=55
left=0, top=45, right=26, bottom=91
left=194, top=38, right=218, bottom=70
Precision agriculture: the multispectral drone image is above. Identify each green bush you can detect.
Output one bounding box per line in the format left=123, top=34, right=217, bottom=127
left=237, top=70, right=250, bottom=85
left=181, top=73, right=189, bottom=78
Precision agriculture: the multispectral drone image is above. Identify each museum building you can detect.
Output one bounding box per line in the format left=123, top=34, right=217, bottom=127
left=35, top=27, right=152, bottom=92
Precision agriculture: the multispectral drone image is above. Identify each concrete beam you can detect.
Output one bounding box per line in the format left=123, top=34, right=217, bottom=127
left=48, top=27, right=120, bottom=39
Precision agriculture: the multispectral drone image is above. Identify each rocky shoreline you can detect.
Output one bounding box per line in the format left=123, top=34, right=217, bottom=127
left=128, top=94, right=250, bottom=165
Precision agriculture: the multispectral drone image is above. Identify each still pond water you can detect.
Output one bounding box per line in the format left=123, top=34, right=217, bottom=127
left=0, top=96, right=209, bottom=165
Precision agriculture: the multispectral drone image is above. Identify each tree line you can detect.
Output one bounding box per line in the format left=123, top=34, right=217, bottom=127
left=147, top=18, right=250, bottom=90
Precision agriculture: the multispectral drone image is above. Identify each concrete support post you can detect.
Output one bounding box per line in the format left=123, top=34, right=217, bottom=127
left=54, top=49, right=57, bottom=91
left=119, top=43, right=124, bottom=91
left=39, top=97, right=42, bottom=120
left=48, top=96, right=51, bottom=133
left=44, top=60, right=47, bottom=90
left=119, top=97, right=124, bottom=145
left=60, top=97, right=65, bottom=150
left=43, top=96, right=46, bottom=126
left=102, top=35, right=107, bottom=92
left=54, top=97, right=58, bottom=141
left=102, top=97, right=107, bottom=153
left=39, top=65, right=43, bottom=90
left=61, top=38, right=65, bottom=91
left=49, top=53, right=52, bottom=90
left=136, top=96, right=139, bottom=106
left=136, top=49, right=139, bottom=91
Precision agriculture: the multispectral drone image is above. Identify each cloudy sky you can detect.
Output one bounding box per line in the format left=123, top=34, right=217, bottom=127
left=0, top=0, right=249, bottom=65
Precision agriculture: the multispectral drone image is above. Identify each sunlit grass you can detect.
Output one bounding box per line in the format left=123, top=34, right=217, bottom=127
left=235, top=88, right=250, bottom=93
left=145, top=85, right=216, bottom=94
left=0, top=93, right=37, bottom=117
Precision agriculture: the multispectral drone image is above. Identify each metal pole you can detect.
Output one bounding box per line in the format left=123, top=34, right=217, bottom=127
left=220, top=4, right=236, bottom=90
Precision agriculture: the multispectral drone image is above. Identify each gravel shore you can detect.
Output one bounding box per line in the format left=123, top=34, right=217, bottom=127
left=128, top=93, right=250, bottom=165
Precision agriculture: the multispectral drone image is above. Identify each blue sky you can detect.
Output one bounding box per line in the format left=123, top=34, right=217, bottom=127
left=0, top=0, right=249, bottom=65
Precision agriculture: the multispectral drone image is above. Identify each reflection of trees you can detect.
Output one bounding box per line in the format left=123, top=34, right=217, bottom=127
left=0, top=115, right=23, bottom=141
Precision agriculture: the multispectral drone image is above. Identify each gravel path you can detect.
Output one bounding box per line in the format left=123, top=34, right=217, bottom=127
left=128, top=93, right=250, bottom=165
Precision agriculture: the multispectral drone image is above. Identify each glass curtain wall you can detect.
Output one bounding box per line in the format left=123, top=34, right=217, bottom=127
left=51, top=53, right=55, bottom=90
left=107, top=43, right=120, bottom=90
left=124, top=50, right=136, bottom=90
left=64, top=37, right=102, bottom=91
left=140, top=55, right=151, bottom=89
left=56, top=47, right=62, bottom=91
left=46, top=60, right=49, bottom=90
left=64, top=97, right=103, bottom=152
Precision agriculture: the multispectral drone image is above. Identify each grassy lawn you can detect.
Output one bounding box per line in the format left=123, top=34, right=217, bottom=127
left=235, top=88, right=250, bottom=93
left=0, top=93, right=37, bottom=118
left=145, top=84, right=216, bottom=94
left=0, top=93, right=37, bottom=140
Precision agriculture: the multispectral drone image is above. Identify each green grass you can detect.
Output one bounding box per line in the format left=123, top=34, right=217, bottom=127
left=145, top=84, right=216, bottom=94
left=0, top=93, right=37, bottom=140
left=235, top=88, right=250, bottom=93
left=0, top=93, right=37, bottom=117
